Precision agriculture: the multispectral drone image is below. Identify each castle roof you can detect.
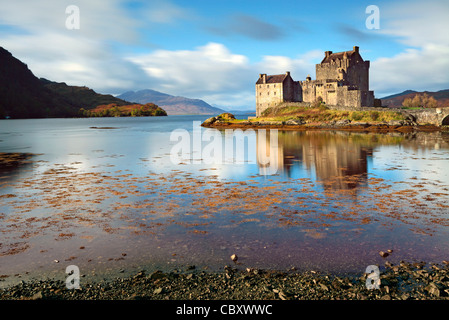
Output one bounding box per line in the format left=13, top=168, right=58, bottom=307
left=320, top=47, right=363, bottom=64
left=256, top=73, right=289, bottom=84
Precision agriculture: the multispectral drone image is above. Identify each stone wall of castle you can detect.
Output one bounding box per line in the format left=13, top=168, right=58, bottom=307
left=345, top=61, right=370, bottom=92
left=256, top=73, right=301, bottom=116
left=294, top=80, right=374, bottom=109
left=282, top=77, right=301, bottom=102
left=315, top=59, right=370, bottom=92
left=316, top=61, right=344, bottom=81
left=300, top=80, right=316, bottom=104
left=256, top=82, right=283, bottom=116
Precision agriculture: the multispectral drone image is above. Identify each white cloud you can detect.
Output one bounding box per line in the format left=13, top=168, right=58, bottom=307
left=0, top=0, right=140, bottom=42
left=379, top=0, right=449, bottom=48
left=371, top=0, right=449, bottom=96
left=128, top=42, right=252, bottom=97
left=0, top=0, right=148, bottom=94
left=3, top=30, right=148, bottom=93
left=256, top=50, right=322, bottom=79
left=128, top=43, right=321, bottom=108
left=372, top=45, right=449, bottom=96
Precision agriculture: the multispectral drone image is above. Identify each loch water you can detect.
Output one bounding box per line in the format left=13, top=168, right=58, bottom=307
left=1, top=116, right=449, bottom=286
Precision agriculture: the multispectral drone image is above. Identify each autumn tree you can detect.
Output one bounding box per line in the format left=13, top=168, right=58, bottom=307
left=402, top=93, right=439, bottom=108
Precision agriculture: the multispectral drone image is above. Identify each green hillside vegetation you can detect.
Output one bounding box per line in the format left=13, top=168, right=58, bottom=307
left=79, top=103, right=167, bottom=117
left=0, top=47, right=79, bottom=118
left=256, top=102, right=405, bottom=123
left=41, top=79, right=130, bottom=109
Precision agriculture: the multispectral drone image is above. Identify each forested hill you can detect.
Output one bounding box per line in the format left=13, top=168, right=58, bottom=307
left=0, top=47, right=78, bottom=118
left=0, top=47, right=147, bottom=119
left=40, top=79, right=130, bottom=110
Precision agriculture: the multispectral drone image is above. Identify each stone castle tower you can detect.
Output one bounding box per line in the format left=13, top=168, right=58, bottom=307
left=256, top=46, right=377, bottom=116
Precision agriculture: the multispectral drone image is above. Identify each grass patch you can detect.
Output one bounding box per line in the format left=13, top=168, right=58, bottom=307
left=259, top=104, right=406, bottom=123
left=401, top=107, right=423, bottom=110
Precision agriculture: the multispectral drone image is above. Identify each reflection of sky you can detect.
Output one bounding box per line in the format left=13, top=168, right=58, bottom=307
left=0, top=117, right=209, bottom=175
left=2, top=117, right=449, bottom=188
left=370, top=145, right=449, bottom=188
left=2, top=118, right=448, bottom=175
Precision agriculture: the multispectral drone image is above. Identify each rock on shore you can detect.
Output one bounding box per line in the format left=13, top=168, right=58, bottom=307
left=200, top=113, right=443, bottom=133
left=1, top=261, right=448, bottom=300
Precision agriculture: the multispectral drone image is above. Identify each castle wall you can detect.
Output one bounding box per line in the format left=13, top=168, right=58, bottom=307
left=282, top=77, right=295, bottom=102
left=293, top=81, right=374, bottom=108
left=256, top=82, right=283, bottom=116
left=300, top=80, right=316, bottom=104
left=329, top=87, right=358, bottom=108
left=321, top=81, right=339, bottom=105
left=324, top=87, right=337, bottom=105
left=345, top=61, right=370, bottom=92
left=255, top=74, right=300, bottom=116
left=289, top=81, right=302, bottom=102
left=295, top=81, right=303, bottom=102
left=346, top=89, right=362, bottom=108
left=361, top=90, right=374, bottom=107
left=316, top=60, right=345, bottom=81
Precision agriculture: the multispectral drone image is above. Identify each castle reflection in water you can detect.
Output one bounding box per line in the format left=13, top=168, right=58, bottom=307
left=256, top=130, right=378, bottom=190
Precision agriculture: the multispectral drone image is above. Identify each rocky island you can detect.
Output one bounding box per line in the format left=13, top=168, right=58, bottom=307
left=201, top=103, right=446, bottom=133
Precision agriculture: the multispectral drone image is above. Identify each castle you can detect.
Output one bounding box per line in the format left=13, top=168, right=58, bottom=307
left=255, top=46, right=379, bottom=116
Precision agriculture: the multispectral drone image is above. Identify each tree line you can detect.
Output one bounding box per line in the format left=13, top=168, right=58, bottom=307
left=402, top=93, right=438, bottom=109
left=78, top=103, right=167, bottom=117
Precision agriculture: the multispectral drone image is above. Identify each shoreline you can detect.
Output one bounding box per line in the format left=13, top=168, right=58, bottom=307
left=201, top=121, right=444, bottom=133
left=1, top=261, right=448, bottom=300
left=201, top=107, right=448, bottom=133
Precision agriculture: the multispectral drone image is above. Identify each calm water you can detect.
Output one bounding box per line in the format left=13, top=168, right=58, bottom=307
left=1, top=116, right=449, bottom=286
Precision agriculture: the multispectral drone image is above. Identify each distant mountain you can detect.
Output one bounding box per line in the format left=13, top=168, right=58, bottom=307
left=380, top=89, right=449, bottom=108
left=118, top=89, right=224, bottom=115
left=0, top=46, right=140, bottom=119
left=380, top=90, right=417, bottom=100
left=226, top=109, right=256, bottom=115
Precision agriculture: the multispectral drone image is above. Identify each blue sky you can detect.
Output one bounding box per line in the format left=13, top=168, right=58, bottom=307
left=1, top=0, right=448, bottom=110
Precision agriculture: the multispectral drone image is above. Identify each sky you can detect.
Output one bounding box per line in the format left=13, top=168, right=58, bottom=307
left=1, top=0, right=448, bottom=110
